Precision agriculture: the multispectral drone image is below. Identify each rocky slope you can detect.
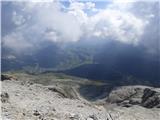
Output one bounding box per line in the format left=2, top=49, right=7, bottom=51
left=1, top=73, right=160, bottom=120
left=107, top=86, right=160, bottom=108
left=1, top=79, right=110, bottom=120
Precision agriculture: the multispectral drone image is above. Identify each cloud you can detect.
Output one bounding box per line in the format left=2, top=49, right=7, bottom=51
left=12, top=11, right=26, bottom=26
left=68, top=1, right=96, bottom=11
left=86, top=9, right=146, bottom=44
left=111, top=0, right=159, bottom=3
left=68, top=1, right=147, bottom=44
left=2, top=32, right=33, bottom=52
left=2, top=1, right=83, bottom=52
left=2, top=0, right=156, bottom=52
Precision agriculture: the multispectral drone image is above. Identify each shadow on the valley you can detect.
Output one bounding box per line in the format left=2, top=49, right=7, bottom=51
left=60, top=63, right=160, bottom=101
left=62, top=64, right=160, bottom=87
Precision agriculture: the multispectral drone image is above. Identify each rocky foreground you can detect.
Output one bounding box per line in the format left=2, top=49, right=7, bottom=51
left=1, top=73, right=160, bottom=120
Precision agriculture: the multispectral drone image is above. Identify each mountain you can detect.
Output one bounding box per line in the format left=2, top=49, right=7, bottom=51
left=1, top=42, right=95, bottom=71
left=2, top=40, right=160, bottom=87
left=1, top=72, right=160, bottom=120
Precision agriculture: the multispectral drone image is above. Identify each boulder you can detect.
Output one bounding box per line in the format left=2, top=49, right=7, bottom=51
left=87, top=114, right=98, bottom=120
left=1, top=92, right=9, bottom=103
left=33, top=110, right=41, bottom=116
left=1, top=74, right=17, bottom=81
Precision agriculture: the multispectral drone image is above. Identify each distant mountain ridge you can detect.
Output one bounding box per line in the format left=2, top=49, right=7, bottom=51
left=2, top=41, right=160, bottom=87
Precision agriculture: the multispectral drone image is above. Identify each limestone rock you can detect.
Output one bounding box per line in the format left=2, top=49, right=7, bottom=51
left=1, top=74, right=17, bottom=81
left=1, top=92, right=9, bottom=103
left=141, top=88, right=160, bottom=108
left=107, top=86, right=160, bottom=108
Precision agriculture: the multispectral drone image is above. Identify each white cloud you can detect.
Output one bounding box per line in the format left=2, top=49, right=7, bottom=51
left=85, top=2, right=96, bottom=9
left=12, top=11, right=26, bottom=26
left=89, top=9, right=146, bottom=44
left=44, top=30, right=60, bottom=42
left=3, top=0, right=53, bottom=2
left=112, top=0, right=159, bottom=2
left=2, top=0, right=152, bottom=52
left=69, top=1, right=96, bottom=10
left=3, top=32, right=33, bottom=52
left=68, top=1, right=147, bottom=44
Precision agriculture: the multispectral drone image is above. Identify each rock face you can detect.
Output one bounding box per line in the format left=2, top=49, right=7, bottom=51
left=1, top=74, right=17, bottom=81
left=1, top=80, right=111, bottom=120
left=48, top=86, right=79, bottom=99
left=107, top=86, right=160, bottom=108
left=1, top=73, right=160, bottom=120
left=142, top=88, right=160, bottom=108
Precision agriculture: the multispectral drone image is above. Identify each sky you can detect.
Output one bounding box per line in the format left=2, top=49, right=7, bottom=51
left=1, top=0, right=160, bottom=54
